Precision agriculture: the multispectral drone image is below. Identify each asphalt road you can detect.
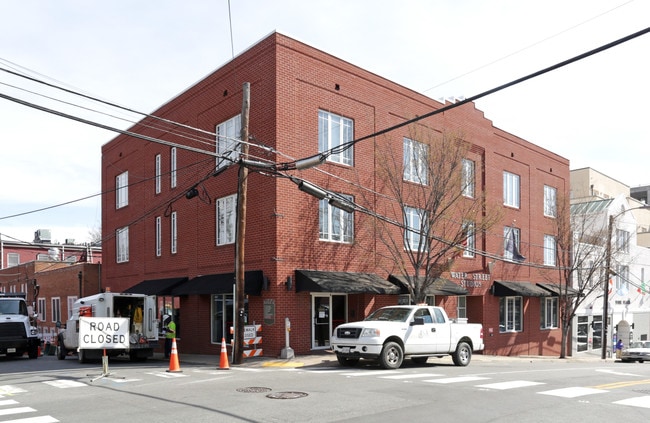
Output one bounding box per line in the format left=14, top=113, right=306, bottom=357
left=1, top=353, right=649, bottom=422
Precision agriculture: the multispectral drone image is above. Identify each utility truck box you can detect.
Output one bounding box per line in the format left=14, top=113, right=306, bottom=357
left=57, top=292, right=158, bottom=362
left=0, top=294, right=40, bottom=359
left=331, top=305, right=483, bottom=368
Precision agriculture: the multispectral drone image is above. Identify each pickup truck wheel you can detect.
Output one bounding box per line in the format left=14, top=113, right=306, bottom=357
left=379, top=341, right=403, bottom=369
left=336, top=355, right=360, bottom=366
left=452, top=341, right=472, bottom=366
left=57, top=335, right=67, bottom=360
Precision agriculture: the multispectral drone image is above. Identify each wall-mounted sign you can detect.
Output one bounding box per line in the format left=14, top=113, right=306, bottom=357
left=263, top=299, right=275, bottom=325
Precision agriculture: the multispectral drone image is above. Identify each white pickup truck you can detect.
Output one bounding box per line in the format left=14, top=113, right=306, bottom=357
left=331, top=305, right=483, bottom=368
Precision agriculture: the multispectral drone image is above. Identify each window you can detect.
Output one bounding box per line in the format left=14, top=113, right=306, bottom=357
left=217, top=194, right=237, bottom=245
left=462, top=221, right=475, bottom=258
left=499, top=296, right=522, bottom=332
left=503, top=227, right=523, bottom=262
left=155, top=154, right=161, bottom=194
left=544, top=235, right=556, bottom=266
left=171, top=211, right=177, bottom=254
left=462, top=159, right=475, bottom=198
left=7, top=252, right=19, bottom=267
left=37, top=298, right=46, bottom=322
left=318, top=110, right=353, bottom=166
left=403, top=137, right=428, bottom=184
left=615, top=264, right=629, bottom=291
left=51, top=297, right=61, bottom=324
left=457, top=296, right=467, bottom=319
left=503, top=171, right=520, bottom=208
left=540, top=297, right=558, bottom=329
left=216, top=114, right=242, bottom=169
left=319, top=194, right=354, bottom=243
left=155, top=216, right=162, bottom=257
left=170, top=147, right=177, bottom=188
left=67, top=296, right=77, bottom=319
left=404, top=206, right=427, bottom=251
left=616, top=229, right=630, bottom=253
left=116, top=171, right=129, bottom=209
left=544, top=185, right=556, bottom=217
left=116, top=226, right=129, bottom=263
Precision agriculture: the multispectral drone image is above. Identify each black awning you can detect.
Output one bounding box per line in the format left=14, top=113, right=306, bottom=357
left=492, top=281, right=549, bottom=297
left=295, top=270, right=401, bottom=294
left=388, top=275, right=469, bottom=296
left=171, top=271, right=264, bottom=296
left=537, top=282, right=580, bottom=297
left=124, top=277, right=188, bottom=295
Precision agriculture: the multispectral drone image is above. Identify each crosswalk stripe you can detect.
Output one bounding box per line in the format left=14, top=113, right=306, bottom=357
left=145, top=372, right=188, bottom=378
left=538, top=387, right=608, bottom=398
left=341, top=370, right=400, bottom=377
left=42, top=380, right=86, bottom=389
left=2, top=416, right=59, bottom=423
left=424, top=376, right=489, bottom=384
left=476, top=380, right=545, bottom=390
left=381, top=373, right=444, bottom=380
left=613, top=395, right=650, bottom=408
left=0, top=407, right=35, bottom=416
left=0, top=400, right=20, bottom=407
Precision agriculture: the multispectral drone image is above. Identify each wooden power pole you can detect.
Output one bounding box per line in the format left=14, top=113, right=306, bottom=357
left=233, top=82, right=250, bottom=365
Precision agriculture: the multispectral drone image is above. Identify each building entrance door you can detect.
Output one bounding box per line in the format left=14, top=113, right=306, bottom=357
left=311, top=294, right=346, bottom=350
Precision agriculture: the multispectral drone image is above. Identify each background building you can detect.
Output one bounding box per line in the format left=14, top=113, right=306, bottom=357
left=101, top=32, right=571, bottom=357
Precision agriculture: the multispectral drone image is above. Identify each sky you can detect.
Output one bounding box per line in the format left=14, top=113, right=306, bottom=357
left=0, top=0, right=648, bottom=245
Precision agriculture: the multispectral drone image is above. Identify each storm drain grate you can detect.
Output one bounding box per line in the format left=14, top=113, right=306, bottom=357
left=266, top=391, right=309, bottom=400
left=237, top=387, right=272, bottom=393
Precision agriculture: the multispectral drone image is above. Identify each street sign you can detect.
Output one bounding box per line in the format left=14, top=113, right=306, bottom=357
left=79, top=317, right=129, bottom=349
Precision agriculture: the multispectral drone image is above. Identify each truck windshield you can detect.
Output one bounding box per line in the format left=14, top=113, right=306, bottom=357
left=0, top=300, right=21, bottom=315
left=365, top=308, right=410, bottom=322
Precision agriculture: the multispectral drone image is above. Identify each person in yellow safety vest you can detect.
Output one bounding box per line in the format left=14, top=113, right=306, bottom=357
left=133, top=306, right=143, bottom=334
left=164, top=315, right=176, bottom=359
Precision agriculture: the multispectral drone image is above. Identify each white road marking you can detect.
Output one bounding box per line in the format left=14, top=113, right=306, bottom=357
left=613, top=395, right=650, bottom=408
left=42, top=380, right=86, bottom=389
left=145, top=372, right=188, bottom=378
left=476, top=380, right=545, bottom=390
left=0, top=386, right=27, bottom=395
left=0, top=406, right=35, bottom=416
left=380, top=373, right=444, bottom=380
left=0, top=400, right=19, bottom=406
left=341, top=370, right=400, bottom=377
left=3, top=416, right=59, bottom=423
left=424, top=376, right=489, bottom=384
left=538, top=387, right=608, bottom=398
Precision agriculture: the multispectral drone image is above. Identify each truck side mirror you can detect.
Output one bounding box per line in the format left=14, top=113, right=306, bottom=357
left=411, top=317, right=424, bottom=326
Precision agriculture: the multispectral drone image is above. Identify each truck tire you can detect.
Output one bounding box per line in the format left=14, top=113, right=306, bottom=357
left=452, top=341, right=472, bottom=366
left=379, top=341, right=403, bottom=369
left=28, top=344, right=39, bottom=359
left=336, top=355, right=360, bottom=367
left=57, top=336, right=67, bottom=360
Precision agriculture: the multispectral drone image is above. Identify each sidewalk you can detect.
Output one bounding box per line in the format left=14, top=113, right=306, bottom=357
left=164, top=349, right=608, bottom=369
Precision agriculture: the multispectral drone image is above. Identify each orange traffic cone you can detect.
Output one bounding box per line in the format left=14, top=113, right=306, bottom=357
left=218, top=337, right=230, bottom=370
left=166, top=338, right=182, bottom=373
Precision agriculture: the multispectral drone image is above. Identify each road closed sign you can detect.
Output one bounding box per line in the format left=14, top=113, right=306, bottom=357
left=79, top=317, right=129, bottom=349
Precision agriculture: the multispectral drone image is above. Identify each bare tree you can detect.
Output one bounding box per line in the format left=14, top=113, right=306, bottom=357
left=548, top=196, right=609, bottom=358
left=372, top=125, right=500, bottom=304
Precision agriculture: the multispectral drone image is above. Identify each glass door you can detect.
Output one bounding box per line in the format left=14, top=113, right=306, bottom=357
left=311, top=294, right=347, bottom=349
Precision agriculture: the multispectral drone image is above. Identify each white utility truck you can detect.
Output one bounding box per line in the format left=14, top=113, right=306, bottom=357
left=331, top=305, right=483, bottom=368
left=57, top=292, right=158, bottom=362
left=0, top=294, right=40, bottom=359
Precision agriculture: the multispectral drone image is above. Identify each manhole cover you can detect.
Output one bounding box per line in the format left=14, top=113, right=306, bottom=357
left=266, top=391, right=309, bottom=400
left=236, top=387, right=272, bottom=393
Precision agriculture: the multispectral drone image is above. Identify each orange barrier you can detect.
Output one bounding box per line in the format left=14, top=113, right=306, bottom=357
left=218, top=337, right=230, bottom=370
left=166, top=338, right=182, bottom=373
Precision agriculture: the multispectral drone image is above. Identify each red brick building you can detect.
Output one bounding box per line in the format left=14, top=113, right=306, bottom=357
left=101, top=32, right=570, bottom=357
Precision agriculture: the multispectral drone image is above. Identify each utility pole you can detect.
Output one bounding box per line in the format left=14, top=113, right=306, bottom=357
left=233, top=82, right=250, bottom=365
left=601, top=214, right=613, bottom=360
